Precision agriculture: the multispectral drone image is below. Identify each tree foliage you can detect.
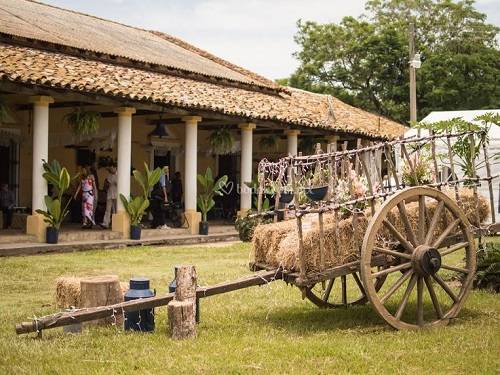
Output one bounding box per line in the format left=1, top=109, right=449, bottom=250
left=289, top=0, right=500, bottom=124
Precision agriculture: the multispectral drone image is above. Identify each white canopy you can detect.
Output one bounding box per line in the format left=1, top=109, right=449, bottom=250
left=401, top=109, right=500, bottom=221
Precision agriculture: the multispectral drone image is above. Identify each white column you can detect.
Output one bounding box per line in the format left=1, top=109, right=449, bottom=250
left=285, top=129, right=300, bottom=156
left=183, top=116, right=201, bottom=211
left=26, top=96, right=53, bottom=241
left=239, top=122, right=256, bottom=215
left=30, top=96, right=53, bottom=211
left=182, top=116, right=202, bottom=234
left=115, top=107, right=135, bottom=210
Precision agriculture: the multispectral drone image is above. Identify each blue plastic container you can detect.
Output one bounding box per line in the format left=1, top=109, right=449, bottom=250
left=124, top=277, right=155, bottom=332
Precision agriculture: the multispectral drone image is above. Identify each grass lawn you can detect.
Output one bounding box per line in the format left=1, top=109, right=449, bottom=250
left=0, top=242, right=499, bottom=374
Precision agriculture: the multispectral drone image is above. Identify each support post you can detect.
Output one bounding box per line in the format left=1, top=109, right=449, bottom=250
left=285, top=129, right=300, bottom=156
left=26, top=95, right=54, bottom=242
left=112, top=107, right=135, bottom=238
left=238, top=122, right=256, bottom=217
left=182, top=116, right=202, bottom=234
left=167, top=265, right=197, bottom=339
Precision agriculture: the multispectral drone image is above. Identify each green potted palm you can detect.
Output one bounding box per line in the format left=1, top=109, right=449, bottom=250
left=197, top=167, right=228, bottom=235
left=119, top=163, right=162, bottom=240
left=35, top=160, right=74, bottom=244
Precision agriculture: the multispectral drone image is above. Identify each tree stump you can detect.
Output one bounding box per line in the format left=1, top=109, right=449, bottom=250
left=168, top=300, right=196, bottom=339
left=80, top=275, right=124, bottom=326
left=167, top=265, right=197, bottom=339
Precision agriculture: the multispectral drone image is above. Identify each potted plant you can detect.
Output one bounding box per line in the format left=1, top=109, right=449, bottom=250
left=402, top=152, right=433, bottom=187
left=306, top=167, right=329, bottom=201
left=35, top=160, right=74, bottom=244
left=197, top=167, right=228, bottom=235
left=64, top=108, right=101, bottom=136
left=208, top=128, right=234, bottom=155
left=119, top=163, right=162, bottom=240
left=279, top=183, right=294, bottom=204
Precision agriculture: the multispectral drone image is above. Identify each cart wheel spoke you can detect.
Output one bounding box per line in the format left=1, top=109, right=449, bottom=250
left=418, top=195, right=426, bottom=244
left=395, top=273, right=417, bottom=320
left=383, top=219, right=414, bottom=253
left=424, top=275, right=443, bottom=319
left=322, top=278, right=334, bottom=302
left=416, top=276, right=424, bottom=326
left=374, top=247, right=412, bottom=260
left=440, top=264, right=470, bottom=274
left=380, top=269, right=413, bottom=304
left=424, top=200, right=445, bottom=245
left=341, top=275, right=347, bottom=305
left=397, top=202, right=418, bottom=247
left=352, top=272, right=366, bottom=297
left=440, top=241, right=468, bottom=256
left=373, top=262, right=411, bottom=278
left=432, top=273, right=459, bottom=303
left=432, top=218, right=460, bottom=249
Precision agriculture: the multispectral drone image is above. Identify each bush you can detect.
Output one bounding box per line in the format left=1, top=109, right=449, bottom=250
left=474, top=242, right=500, bottom=293
left=235, top=212, right=271, bottom=242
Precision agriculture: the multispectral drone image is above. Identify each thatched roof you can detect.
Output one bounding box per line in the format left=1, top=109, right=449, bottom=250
left=0, top=0, right=406, bottom=139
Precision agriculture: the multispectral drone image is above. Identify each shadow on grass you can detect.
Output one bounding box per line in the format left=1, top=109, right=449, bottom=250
left=241, top=302, right=487, bottom=335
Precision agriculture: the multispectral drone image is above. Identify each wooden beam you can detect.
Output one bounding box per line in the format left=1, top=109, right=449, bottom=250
left=15, top=270, right=282, bottom=335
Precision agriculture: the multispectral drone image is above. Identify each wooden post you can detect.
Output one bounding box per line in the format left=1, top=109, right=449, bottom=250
left=80, top=275, right=124, bottom=326
left=468, top=134, right=481, bottom=230
left=430, top=131, right=440, bottom=187
left=445, top=130, right=460, bottom=202
left=167, top=265, right=197, bottom=339
left=257, top=170, right=264, bottom=214
left=481, top=133, right=496, bottom=223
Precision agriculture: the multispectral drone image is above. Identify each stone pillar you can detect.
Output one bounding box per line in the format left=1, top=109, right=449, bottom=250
left=238, top=122, right=256, bottom=217
left=182, top=116, right=202, bottom=234
left=112, top=107, right=136, bottom=238
left=285, top=129, right=300, bottom=156
left=26, top=95, right=54, bottom=242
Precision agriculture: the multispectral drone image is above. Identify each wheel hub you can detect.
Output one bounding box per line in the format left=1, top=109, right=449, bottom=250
left=412, top=245, right=441, bottom=276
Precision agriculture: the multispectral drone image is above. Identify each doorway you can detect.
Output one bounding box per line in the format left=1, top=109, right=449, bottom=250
left=216, top=154, right=240, bottom=219
left=0, top=140, right=19, bottom=204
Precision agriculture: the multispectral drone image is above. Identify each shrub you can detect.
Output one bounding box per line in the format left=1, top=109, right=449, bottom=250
left=474, top=242, right=500, bottom=293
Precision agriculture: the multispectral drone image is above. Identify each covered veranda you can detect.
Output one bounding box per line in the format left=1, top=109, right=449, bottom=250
left=0, top=0, right=405, bottom=245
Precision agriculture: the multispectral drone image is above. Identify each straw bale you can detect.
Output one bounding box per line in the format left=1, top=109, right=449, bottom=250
left=55, top=277, right=82, bottom=308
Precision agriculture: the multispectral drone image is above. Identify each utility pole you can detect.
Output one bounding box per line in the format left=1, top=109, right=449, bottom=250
left=409, top=23, right=417, bottom=126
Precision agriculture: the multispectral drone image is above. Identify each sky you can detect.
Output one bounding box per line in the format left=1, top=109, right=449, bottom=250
left=43, top=0, right=500, bottom=80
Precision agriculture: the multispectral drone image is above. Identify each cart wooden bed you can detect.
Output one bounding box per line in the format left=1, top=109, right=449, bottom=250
left=15, top=130, right=499, bottom=335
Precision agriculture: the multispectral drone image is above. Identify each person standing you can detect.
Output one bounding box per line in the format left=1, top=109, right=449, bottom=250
left=100, top=165, right=117, bottom=229
left=171, top=171, right=183, bottom=206
left=74, top=167, right=96, bottom=228
left=0, top=183, right=15, bottom=229
left=151, top=166, right=170, bottom=229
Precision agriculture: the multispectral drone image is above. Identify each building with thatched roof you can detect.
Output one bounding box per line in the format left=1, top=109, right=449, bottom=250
left=0, top=0, right=406, bottom=240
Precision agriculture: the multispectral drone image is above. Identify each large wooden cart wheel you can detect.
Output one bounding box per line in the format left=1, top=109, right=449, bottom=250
left=304, top=272, right=386, bottom=308
left=360, top=187, right=476, bottom=330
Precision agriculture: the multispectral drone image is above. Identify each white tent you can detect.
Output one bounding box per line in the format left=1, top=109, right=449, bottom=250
left=402, top=109, right=500, bottom=222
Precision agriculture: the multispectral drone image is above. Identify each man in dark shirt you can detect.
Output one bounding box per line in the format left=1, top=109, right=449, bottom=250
left=171, top=171, right=183, bottom=206
left=0, top=183, right=15, bottom=229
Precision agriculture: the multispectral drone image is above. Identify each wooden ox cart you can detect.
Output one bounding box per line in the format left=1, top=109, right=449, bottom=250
left=15, top=130, right=498, bottom=335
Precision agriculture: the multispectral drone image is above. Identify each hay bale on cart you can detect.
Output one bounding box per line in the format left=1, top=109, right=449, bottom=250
left=252, top=188, right=489, bottom=273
